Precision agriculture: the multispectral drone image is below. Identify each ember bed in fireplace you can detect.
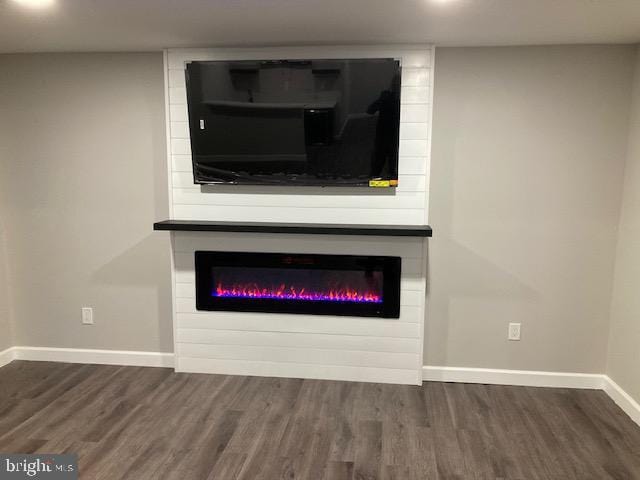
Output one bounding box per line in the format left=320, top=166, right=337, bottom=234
left=195, top=251, right=401, bottom=318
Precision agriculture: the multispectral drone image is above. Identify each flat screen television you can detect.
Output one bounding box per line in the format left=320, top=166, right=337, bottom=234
left=185, top=58, right=401, bottom=187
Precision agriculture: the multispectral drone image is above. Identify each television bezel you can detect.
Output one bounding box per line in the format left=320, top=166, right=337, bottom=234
left=184, top=57, right=403, bottom=188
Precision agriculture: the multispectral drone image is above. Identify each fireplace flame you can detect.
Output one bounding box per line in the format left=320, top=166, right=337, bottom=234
left=213, top=282, right=382, bottom=303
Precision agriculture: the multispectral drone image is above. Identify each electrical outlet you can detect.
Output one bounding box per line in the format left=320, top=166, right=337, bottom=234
left=81, top=307, right=94, bottom=325
left=508, top=322, right=521, bottom=341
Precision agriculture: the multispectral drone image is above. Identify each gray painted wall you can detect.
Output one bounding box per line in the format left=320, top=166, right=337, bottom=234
left=0, top=98, right=14, bottom=352
left=0, top=215, right=12, bottom=351
left=0, top=47, right=638, bottom=378
left=0, top=53, right=172, bottom=352
left=426, top=46, right=635, bottom=373
left=607, top=45, right=640, bottom=403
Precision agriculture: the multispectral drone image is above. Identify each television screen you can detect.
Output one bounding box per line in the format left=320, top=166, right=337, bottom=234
left=185, top=58, right=401, bottom=187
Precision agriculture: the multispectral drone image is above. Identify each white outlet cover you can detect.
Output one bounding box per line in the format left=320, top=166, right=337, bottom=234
left=81, top=307, right=93, bottom=325
left=508, top=322, right=521, bottom=341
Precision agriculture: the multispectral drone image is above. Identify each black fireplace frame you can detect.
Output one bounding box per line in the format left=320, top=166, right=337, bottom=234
left=195, top=251, right=401, bottom=318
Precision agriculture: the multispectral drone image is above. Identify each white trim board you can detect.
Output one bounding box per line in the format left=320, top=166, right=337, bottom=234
left=422, top=365, right=605, bottom=389
left=0, top=347, right=16, bottom=368
left=603, top=376, right=640, bottom=427
left=11, top=347, right=174, bottom=368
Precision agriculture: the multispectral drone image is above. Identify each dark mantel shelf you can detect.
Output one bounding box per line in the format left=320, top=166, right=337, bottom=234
left=153, top=220, right=432, bottom=238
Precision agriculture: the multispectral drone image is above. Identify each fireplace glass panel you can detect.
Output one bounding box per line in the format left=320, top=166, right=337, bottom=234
left=195, top=251, right=401, bottom=318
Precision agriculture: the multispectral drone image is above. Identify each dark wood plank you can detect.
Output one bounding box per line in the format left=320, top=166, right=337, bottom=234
left=153, top=219, right=433, bottom=237
left=0, top=360, right=639, bottom=480
left=324, top=461, right=354, bottom=480
left=353, top=420, right=383, bottom=480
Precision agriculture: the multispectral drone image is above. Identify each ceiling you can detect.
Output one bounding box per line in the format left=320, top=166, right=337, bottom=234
left=1, top=0, right=640, bottom=53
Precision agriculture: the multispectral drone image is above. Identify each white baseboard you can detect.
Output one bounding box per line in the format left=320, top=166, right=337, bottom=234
left=603, top=376, right=640, bottom=427
left=12, top=346, right=174, bottom=368
left=423, top=365, right=605, bottom=389
left=0, top=346, right=16, bottom=368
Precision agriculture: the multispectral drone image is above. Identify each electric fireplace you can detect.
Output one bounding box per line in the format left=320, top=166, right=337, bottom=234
left=195, top=251, right=401, bottom=318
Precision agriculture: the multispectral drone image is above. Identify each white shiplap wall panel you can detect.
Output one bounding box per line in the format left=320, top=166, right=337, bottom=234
left=172, top=206, right=423, bottom=224
left=175, top=298, right=422, bottom=324
left=178, top=357, right=420, bottom=385
left=177, top=343, right=419, bottom=370
left=402, top=68, right=430, bottom=87
left=171, top=155, right=192, bottom=172
left=177, top=313, right=422, bottom=339
left=170, top=138, right=190, bottom=155
left=176, top=329, right=420, bottom=353
left=168, top=87, right=187, bottom=105
left=168, top=68, right=186, bottom=88
left=401, top=86, right=430, bottom=104
left=169, top=104, right=188, bottom=122
left=170, top=122, right=189, bottom=139
left=163, top=46, right=432, bottom=385
left=400, top=104, right=431, bottom=124
left=399, top=140, right=429, bottom=157
left=400, top=123, right=429, bottom=140
left=172, top=231, right=424, bottom=257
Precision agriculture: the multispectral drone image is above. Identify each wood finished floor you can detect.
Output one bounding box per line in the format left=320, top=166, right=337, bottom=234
left=1, top=362, right=639, bottom=480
